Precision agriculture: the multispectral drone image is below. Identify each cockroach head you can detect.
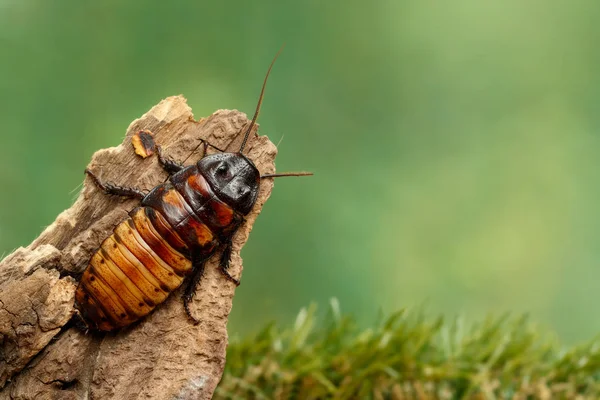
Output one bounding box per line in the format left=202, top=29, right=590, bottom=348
left=197, top=153, right=260, bottom=215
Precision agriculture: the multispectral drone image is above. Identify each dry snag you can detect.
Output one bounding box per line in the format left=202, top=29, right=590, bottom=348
left=0, top=96, right=278, bottom=399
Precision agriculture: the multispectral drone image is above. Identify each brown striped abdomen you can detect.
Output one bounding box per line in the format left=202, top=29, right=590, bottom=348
left=75, top=207, right=195, bottom=331
left=75, top=167, right=245, bottom=331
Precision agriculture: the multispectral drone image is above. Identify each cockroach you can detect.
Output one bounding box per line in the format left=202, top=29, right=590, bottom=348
left=74, top=49, right=311, bottom=331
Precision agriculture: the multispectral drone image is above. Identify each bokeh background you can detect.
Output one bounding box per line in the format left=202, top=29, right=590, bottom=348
left=1, top=1, right=599, bottom=344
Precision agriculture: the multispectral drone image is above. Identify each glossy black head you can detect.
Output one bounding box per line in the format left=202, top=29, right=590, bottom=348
left=198, top=153, right=260, bottom=215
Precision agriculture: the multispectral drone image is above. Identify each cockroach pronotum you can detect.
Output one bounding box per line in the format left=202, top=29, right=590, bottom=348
left=74, top=49, right=312, bottom=331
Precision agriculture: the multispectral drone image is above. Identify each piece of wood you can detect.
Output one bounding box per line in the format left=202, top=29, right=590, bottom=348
left=0, top=96, right=277, bottom=399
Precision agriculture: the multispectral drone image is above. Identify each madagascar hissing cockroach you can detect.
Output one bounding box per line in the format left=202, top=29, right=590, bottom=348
left=74, top=49, right=312, bottom=331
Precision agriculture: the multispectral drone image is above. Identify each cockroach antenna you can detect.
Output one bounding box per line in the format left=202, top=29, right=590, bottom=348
left=239, top=45, right=286, bottom=154
left=237, top=45, right=313, bottom=179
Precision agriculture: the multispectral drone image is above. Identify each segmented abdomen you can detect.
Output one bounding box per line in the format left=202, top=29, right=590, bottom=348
left=75, top=167, right=242, bottom=331
left=75, top=207, right=193, bottom=331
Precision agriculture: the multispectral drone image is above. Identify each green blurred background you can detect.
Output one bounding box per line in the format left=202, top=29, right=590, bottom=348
left=1, top=1, right=599, bottom=344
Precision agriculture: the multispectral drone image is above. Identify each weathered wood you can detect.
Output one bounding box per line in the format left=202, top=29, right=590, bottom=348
left=0, top=96, right=277, bottom=399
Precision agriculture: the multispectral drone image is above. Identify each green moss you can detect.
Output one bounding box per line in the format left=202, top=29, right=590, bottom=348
left=218, top=300, right=600, bottom=399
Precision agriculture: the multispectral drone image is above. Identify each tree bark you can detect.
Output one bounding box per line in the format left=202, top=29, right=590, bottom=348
left=0, top=96, right=277, bottom=400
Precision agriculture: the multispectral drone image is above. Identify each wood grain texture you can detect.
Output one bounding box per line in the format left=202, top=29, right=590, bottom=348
left=0, top=96, right=277, bottom=399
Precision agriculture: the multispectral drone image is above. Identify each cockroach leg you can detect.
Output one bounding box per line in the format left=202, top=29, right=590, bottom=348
left=85, top=169, right=146, bottom=199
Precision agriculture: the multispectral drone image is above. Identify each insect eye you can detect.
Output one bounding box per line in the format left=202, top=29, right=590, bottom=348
left=237, top=186, right=249, bottom=197
left=216, top=163, right=229, bottom=177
